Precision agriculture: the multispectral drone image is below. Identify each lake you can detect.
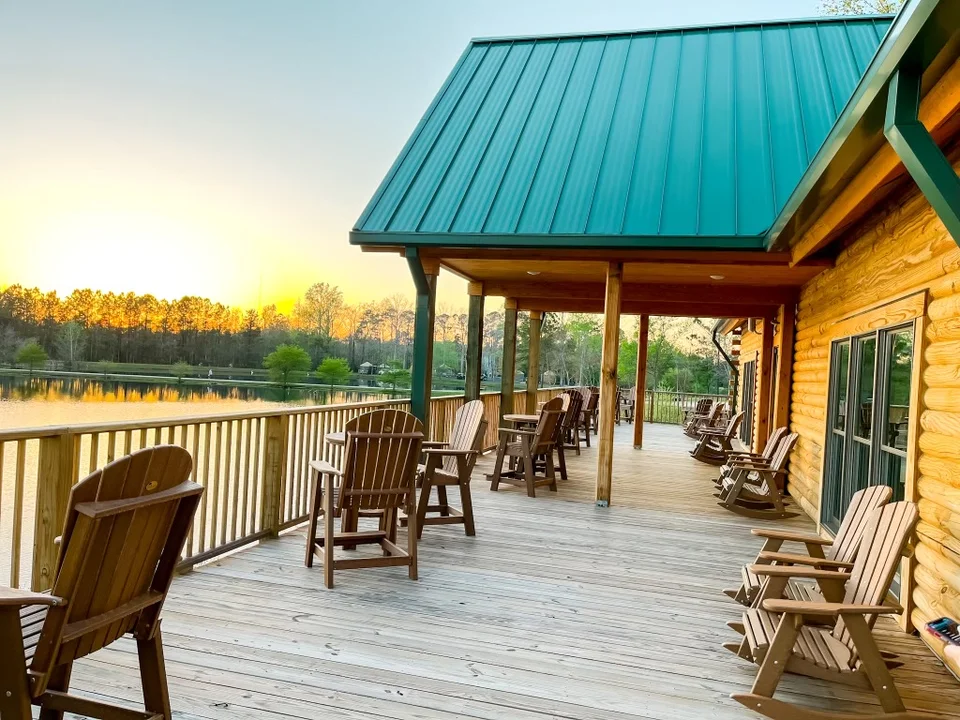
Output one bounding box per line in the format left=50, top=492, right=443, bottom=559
left=0, top=374, right=397, bottom=431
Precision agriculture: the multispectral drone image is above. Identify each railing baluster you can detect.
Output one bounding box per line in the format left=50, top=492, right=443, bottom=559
left=106, top=432, right=117, bottom=463
left=11, top=439, right=26, bottom=588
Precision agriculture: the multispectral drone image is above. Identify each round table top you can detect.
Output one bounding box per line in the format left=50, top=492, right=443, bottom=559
left=502, top=413, right=540, bottom=424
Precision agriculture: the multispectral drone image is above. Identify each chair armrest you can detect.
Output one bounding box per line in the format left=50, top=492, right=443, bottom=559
left=422, top=441, right=449, bottom=449
left=749, top=565, right=849, bottom=581
left=761, top=599, right=901, bottom=616
left=423, top=448, right=477, bottom=457
left=76, top=481, right=203, bottom=519
left=0, top=586, right=64, bottom=608
left=499, top=428, right=535, bottom=437
left=309, top=460, right=343, bottom=477
left=751, top=528, right=833, bottom=545
left=757, top=551, right=854, bottom=570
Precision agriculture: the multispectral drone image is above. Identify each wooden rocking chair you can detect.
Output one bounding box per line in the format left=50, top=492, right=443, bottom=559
left=716, top=432, right=800, bottom=519
left=715, top=427, right=788, bottom=486
left=690, top=411, right=744, bottom=465
left=0, top=445, right=201, bottom=720
left=683, top=398, right=717, bottom=438
left=727, top=501, right=922, bottom=720
left=488, top=396, right=564, bottom=497
left=723, top=485, right=893, bottom=607
left=413, top=399, right=486, bottom=538
left=306, top=409, right=423, bottom=588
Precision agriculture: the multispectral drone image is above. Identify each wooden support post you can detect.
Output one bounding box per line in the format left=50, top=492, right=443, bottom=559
left=465, top=283, right=484, bottom=402
left=634, top=314, right=649, bottom=449
left=500, top=299, right=518, bottom=421
left=407, top=249, right=438, bottom=434
left=596, top=263, right=622, bottom=506
left=260, top=414, right=288, bottom=537
left=773, top=303, right=795, bottom=432
left=754, top=314, right=776, bottom=452
left=525, top=311, right=542, bottom=413
left=32, top=433, right=77, bottom=591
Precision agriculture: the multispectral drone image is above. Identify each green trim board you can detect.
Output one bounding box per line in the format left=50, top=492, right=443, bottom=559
left=885, top=66, right=960, bottom=246
left=353, top=16, right=890, bottom=250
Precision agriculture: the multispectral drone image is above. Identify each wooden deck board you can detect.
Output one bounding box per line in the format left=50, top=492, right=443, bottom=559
left=69, top=423, right=960, bottom=719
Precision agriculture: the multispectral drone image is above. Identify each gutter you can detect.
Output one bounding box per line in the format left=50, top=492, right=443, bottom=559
left=712, top=319, right=739, bottom=409
left=884, top=67, right=960, bottom=246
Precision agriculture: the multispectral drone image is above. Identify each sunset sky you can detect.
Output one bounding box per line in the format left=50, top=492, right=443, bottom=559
left=1, top=0, right=818, bottom=312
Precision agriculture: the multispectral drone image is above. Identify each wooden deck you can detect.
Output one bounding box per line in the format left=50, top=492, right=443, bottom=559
left=71, top=423, right=960, bottom=719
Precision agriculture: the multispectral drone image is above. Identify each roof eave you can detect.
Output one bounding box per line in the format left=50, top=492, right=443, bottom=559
left=349, top=230, right=767, bottom=251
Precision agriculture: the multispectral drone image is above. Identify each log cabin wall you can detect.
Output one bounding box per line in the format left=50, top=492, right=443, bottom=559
left=786, top=173, right=960, bottom=654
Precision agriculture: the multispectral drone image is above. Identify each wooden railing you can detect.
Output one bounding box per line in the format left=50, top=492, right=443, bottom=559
left=0, top=387, right=562, bottom=591
left=642, top=390, right=731, bottom=425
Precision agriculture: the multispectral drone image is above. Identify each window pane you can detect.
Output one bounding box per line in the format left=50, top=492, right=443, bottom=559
left=854, top=337, right=876, bottom=439
left=884, top=329, right=913, bottom=451
left=879, top=450, right=907, bottom=501
left=833, top=343, right=850, bottom=432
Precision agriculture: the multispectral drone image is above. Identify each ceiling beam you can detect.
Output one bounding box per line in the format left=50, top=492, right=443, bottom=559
left=514, top=297, right=776, bottom=318
left=483, top=281, right=797, bottom=305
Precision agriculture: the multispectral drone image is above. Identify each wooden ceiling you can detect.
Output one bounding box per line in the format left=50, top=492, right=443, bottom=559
left=366, top=246, right=831, bottom=316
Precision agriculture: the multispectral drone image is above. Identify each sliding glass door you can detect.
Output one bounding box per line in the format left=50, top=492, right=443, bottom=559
left=822, top=323, right=914, bottom=533
left=740, top=360, right=756, bottom=445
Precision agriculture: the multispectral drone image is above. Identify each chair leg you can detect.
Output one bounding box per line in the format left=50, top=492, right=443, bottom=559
left=37, top=662, right=73, bottom=720
left=437, top=485, right=450, bottom=515
left=342, top=507, right=358, bottom=551
left=323, top=487, right=335, bottom=589
left=0, top=608, right=33, bottom=720
left=137, top=627, right=172, bottom=720
left=522, top=445, right=536, bottom=497
left=407, top=499, right=419, bottom=581
left=843, top=613, right=907, bottom=713
left=749, top=613, right=801, bottom=698
left=556, top=441, right=567, bottom=480
left=416, top=476, right=432, bottom=540
left=546, top=453, right=557, bottom=492
left=305, top=474, right=322, bottom=568
left=490, top=437, right=507, bottom=491
left=460, top=479, right=476, bottom=536
left=383, top=508, right=398, bottom=547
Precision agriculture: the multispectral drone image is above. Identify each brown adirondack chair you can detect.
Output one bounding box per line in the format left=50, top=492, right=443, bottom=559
left=716, top=427, right=788, bottom=485
left=585, top=386, right=600, bottom=434
left=690, top=411, right=744, bottom=465
left=716, top=433, right=800, bottom=519
left=723, top=485, right=893, bottom=607
left=488, top=396, right=564, bottom=497
left=413, top=399, right=486, bottom=538
left=531, top=393, right=571, bottom=480
left=306, top=409, right=423, bottom=588
left=573, top=387, right=597, bottom=447
left=683, top=398, right=716, bottom=438
left=619, top=386, right=636, bottom=424
left=560, top=388, right=584, bottom=457
left=0, top=446, right=201, bottom=720
left=727, top=501, right=920, bottom=720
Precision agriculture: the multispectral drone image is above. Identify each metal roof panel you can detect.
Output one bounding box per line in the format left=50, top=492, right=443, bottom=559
left=354, top=16, right=893, bottom=247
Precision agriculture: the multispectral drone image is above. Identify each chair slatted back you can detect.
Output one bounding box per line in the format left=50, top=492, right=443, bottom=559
left=441, top=400, right=485, bottom=476
left=829, top=486, right=894, bottom=565
left=760, top=428, right=788, bottom=460
left=693, top=398, right=712, bottom=417
left=339, top=409, right=423, bottom=512
left=531, top=397, right=564, bottom=455
left=704, top=402, right=724, bottom=428
left=562, top=390, right=584, bottom=431
left=723, top=411, right=745, bottom=439
left=31, top=446, right=200, bottom=688
left=767, top=432, right=798, bottom=473
left=550, top=393, right=572, bottom=443
left=833, top=502, right=919, bottom=663
left=585, top=387, right=600, bottom=414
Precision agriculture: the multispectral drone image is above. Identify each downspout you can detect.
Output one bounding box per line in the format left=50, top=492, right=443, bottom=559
left=712, top=319, right=739, bottom=410
left=405, top=247, right=432, bottom=425
left=885, top=67, right=960, bottom=246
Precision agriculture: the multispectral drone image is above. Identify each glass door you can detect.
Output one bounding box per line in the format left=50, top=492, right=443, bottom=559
left=822, top=341, right=850, bottom=532
left=844, top=335, right=877, bottom=517
left=875, top=328, right=914, bottom=502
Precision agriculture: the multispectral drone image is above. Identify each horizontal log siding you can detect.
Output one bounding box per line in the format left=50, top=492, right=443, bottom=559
left=789, top=176, right=960, bottom=675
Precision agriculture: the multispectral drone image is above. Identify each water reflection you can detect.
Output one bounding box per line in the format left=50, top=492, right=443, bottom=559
left=0, top=375, right=395, bottom=406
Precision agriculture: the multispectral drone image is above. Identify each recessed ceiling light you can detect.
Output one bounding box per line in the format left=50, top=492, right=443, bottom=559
left=527, top=270, right=541, bottom=276
left=710, top=274, right=725, bottom=280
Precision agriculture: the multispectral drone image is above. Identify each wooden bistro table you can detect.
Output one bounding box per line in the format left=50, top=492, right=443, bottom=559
left=502, top=413, right=540, bottom=426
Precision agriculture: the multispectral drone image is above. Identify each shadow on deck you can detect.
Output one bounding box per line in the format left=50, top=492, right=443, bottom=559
left=73, top=423, right=960, bottom=719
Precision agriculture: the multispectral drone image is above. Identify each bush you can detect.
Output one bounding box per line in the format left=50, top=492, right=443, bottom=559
left=316, top=357, right=352, bottom=387
left=15, top=340, right=48, bottom=373
left=263, top=344, right=312, bottom=386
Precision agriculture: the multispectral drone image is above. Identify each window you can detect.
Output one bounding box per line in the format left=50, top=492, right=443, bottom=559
left=822, top=323, right=915, bottom=533
left=740, top=360, right=756, bottom=444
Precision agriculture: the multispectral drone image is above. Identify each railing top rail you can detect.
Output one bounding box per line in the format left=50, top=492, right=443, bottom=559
left=0, top=387, right=572, bottom=441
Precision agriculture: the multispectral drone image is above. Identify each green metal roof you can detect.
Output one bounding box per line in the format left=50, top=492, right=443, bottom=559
left=352, top=16, right=891, bottom=250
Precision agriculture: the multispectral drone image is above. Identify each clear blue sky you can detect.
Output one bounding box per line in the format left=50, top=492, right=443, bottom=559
left=0, top=0, right=820, bottom=310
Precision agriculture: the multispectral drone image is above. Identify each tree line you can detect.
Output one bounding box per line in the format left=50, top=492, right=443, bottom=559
left=0, top=283, right=731, bottom=393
